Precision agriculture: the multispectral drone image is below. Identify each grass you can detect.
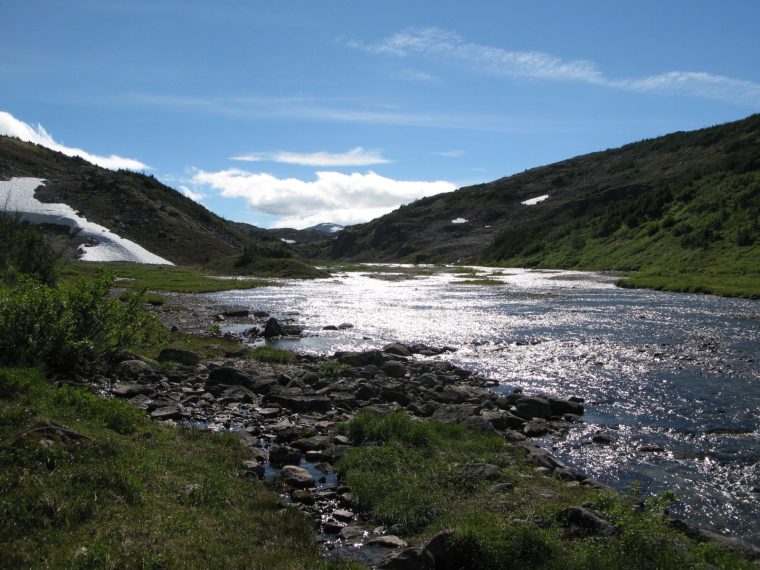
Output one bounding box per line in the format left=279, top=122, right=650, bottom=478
left=248, top=346, right=295, bottom=364
left=136, top=330, right=249, bottom=361
left=616, top=273, right=760, bottom=299
left=319, top=360, right=351, bottom=378
left=61, top=262, right=271, bottom=294
left=336, top=411, right=753, bottom=569
left=0, top=367, right=342, bottom=569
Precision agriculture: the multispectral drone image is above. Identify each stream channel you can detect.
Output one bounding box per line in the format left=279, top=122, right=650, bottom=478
left=205, top=266, right=760, bottom=547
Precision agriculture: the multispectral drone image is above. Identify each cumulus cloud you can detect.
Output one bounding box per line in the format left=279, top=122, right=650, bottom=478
left=191, top=168, right=456, bottom=229
left=232, top=147, right=390, bottom=166
left=0, top=111, right=150, bottom=170
left=349, top=27, right=760, bottom=107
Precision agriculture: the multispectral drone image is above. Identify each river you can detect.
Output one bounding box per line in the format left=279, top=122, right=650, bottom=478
left=206, top=266, right=760, bottom=546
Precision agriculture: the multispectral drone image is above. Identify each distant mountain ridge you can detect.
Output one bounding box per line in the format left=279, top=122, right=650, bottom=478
left=325, top=114, right=760, bottom=276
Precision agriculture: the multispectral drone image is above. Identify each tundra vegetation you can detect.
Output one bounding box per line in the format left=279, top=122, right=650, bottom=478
left=0, top=206, right=755, bottom=568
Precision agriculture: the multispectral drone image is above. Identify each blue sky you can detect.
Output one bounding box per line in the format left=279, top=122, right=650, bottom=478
left=2, top=1, right=760, bottom=229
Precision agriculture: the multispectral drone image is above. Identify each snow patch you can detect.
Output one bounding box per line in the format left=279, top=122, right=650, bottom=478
left=280, top=238, right=296, bottom=244
left=522, top=194, right=549, bottom=205
left=451, top=218, right=467, bottom=224
left=0, top=177, right=174, bottom=265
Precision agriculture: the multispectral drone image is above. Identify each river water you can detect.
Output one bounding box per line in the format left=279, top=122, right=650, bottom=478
left=206, top=266, right=760, bottom=546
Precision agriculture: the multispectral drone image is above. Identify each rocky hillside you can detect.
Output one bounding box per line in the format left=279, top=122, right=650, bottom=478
left=0, top=136, right=251, bottom=266
left=324, top=114, right=760, bottom=274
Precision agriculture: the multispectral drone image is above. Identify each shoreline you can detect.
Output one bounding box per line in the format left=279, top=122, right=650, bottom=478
left=104, top=290, right=760, bottom=565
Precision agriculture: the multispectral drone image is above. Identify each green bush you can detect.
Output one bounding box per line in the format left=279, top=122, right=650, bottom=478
left=0, top=213, right=63, bottom=286
left=0, top=269, right=167, bottom=373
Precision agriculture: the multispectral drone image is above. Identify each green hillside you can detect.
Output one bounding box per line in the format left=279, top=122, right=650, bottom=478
left=324, top=114, right=760, bottom=295
left=0, top=136, right=323, bottom=277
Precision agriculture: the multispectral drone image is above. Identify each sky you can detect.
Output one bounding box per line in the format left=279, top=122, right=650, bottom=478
left=2, top=1, right=760, bottom=229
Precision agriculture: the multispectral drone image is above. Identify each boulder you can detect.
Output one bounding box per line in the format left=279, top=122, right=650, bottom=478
left=557, top=506, right=615, bottom=536
left=382, top=360, right=408, bottom=379
left=117, top=359, right=153, bottom=379
left=382, top=343, right=414, bottom=357
left=207, top=367, right=256, bottom=389
left=269, top=445, right=301, bottom=467
left=263, top=317, right=302, bottom=338
left=335, top=350, right=385, bottom=368
left=513, top=396, right=552, bottom=420
left=523, top=418, right=550, bottom=437
left=157, top=348, right=200, bottom=366
left=280, top=465, right=315, bottom=488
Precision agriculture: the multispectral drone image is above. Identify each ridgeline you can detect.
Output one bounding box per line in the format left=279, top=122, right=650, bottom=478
left=323, top=114, right=760, bottom=296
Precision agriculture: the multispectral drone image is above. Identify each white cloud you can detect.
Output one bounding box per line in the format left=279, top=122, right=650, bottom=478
left=0, top=111, right=150, bottom=170
left=191, top=168, right=456, bottom=229
left=350, top=27, right=760, bottom=108
left=179, top=185, right=204, bottom=202
left=352, top=27, right=603, bottom=83
left=232, top=147, right=390, bottom=166
left=611, top=71, right=760, bottom=107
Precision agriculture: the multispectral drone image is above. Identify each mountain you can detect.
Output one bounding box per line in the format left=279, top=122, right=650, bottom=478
left=232, top=222, right=341, bottom=245
left=0, top=135, right=254, bottom=266
left=325, top=114, right=760, bottom=276
left=307, top=223, right=344, bottom=234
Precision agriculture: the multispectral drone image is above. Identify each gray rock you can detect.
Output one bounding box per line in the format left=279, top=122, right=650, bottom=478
left=117, top=359, right=153, bottom=379
left=269, top=445, right=301, bottom=467
left=367, top=535, right=408, bottom=549
left=557, top=506, right=616, bottom=536
left=150, top=406, right=181, bottom=420
left=280, top=465, right=315, bottom=489
left=241, top=460, right=265, bottom=479
left=207, top=367, right=256, bottom=389
left=157, top=348, right=200, bottom=366
left=382, top=343, right=414, bottom=357
left=523, top=418, right=550, bottom=437
left=378, top=547, right=435, bottom=570
left=513, top=396, right=552, bottom=420
left=461, top=415, right=499, bottom=435
left=382, top=360, right=408, bottom=379
left=112, top=383, right=152, bottom=397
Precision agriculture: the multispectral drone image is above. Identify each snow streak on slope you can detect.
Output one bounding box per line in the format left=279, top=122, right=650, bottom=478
left=0, top=177, right=173, bottom=265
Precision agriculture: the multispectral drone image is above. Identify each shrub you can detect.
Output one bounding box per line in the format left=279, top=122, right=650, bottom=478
left=0, top=269, right=167, bottom=373
left=0, top=213, right=63, bottom=286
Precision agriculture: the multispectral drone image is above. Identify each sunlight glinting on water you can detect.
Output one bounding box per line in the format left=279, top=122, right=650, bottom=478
left=207, top=267, right=760, bottom=545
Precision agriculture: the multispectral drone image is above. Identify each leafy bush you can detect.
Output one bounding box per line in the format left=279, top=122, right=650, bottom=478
left=0, top=269, right=167, bottom=373
left=0, top=212, right=63, bottom=286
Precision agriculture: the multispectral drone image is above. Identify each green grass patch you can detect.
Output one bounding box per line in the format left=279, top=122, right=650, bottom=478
left=61, top=262, right=271, bottom=294
left=248, top=346, right=295, bottom=364
left=336, top=411, right=753, bottom=569
left=0, top=367, right=338, bottom=569
left=616, top=273, right=760, bottom=299
left=319, top=360, right=351, bottom=378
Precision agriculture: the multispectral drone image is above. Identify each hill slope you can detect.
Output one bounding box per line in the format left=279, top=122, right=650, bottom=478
left=0, top=136, right=249, bottom=266
left=325, top=114, right=760, bottom=279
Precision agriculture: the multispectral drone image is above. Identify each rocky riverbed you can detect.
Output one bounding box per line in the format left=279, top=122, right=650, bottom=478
left=98, top=295, right=760, bottom=567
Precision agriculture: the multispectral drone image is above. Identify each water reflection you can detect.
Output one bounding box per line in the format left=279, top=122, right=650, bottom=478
left=206, top=267, right=760, bottom=545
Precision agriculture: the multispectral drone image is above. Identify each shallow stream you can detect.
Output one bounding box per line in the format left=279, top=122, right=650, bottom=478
left=206, top=267, right=760, bottom=545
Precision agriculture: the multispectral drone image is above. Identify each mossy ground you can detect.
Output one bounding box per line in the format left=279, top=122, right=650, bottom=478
left=336, top=412, right=753, bottom=570
left=0, top=367, right=344, bottom=569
